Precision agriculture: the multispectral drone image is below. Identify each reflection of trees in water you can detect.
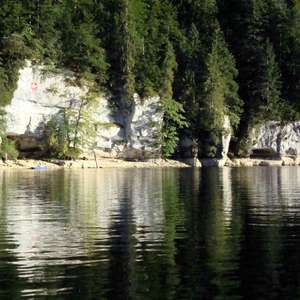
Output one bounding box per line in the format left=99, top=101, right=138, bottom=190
left=174, top=167, right=242, bottom=300
left=0, top=172, right=23, bottom=299
left=105, top=169, right=185, bottom=300
left=106, top=169, right=179, bottom=300
left=107, top=171, right=136, bottom=300
left=234, top=167, right=300, bottom=300
left=1, top=168, right=300, bottom=299
left=61, top=169, right=167, bottom=300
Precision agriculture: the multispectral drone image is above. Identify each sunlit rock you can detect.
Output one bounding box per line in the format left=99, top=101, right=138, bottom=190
left=5, top=61, right=163, bottom=158
left=251, top=121, right=300, bottom=158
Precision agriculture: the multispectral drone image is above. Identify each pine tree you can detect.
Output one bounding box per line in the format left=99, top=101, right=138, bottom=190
left=174, top=0, right=241, bottom=157
left=28, top=0, right=63, bottom=63
left=219, top=0, right=276, bottom=155
left=281, top=0, right=300, bottom=116
left=118, top=0, right=136, bottom=102
left=0, top=1, right=29, bottom=105
left=135, top=0, right=179, bottom=97
left=107, top=0, right=145, bottom=101
left=199, top=29, right=241, bottom=157
left=256, top=40, right=282, bottom=122
left=59, top=0, right=107, bottom=85
left=160, top=42, right=187, bottom=157
left=173, top=0, right=220, bottom=153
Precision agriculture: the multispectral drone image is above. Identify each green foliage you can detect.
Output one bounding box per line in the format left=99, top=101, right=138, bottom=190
left=59, top=0, right=108, bottom=84
left=257, top=40, right=282, bottom=121
left=161, top=98, right=187, bottom=157
left=135, top=0, right=180, bottom=97
left=106, top=0, right=144, bottom=104
left=44, top=89, right=98, bottom=159
left=160, top=42, right=187, bottom=157
left=0, top=0, right=299, bottom=159
left=218, top=0, right=298, bottom=155
left=0, top=110, right=18, bottom=160
left=44, top=110, right=72, bottom=159
left=280, top=0, right=300, bottom=112
left=0, top=137, right=19, bottom=160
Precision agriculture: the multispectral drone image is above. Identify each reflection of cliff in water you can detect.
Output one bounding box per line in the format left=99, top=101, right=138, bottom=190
left=0, top=167, right=299, bottom=299
left=0, top=169, right=166, bottom=292
left=233, top=167, right=300, bottom=223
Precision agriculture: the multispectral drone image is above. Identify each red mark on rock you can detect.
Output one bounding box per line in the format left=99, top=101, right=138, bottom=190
left=31, top=81, right=38, bottom=91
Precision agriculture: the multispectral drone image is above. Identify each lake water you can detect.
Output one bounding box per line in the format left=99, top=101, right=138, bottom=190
left=0, top=167, right=299, bottom=299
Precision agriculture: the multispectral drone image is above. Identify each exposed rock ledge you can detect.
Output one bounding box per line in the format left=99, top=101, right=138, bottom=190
left=5, top=61, right=163, bottom=159
left=0, top=158, right=194, bottom=170
left=1, top=157, right=300, bottom=170
left=250, top=121, right=300, bottom=157
left=4, top=62, right=300, bottom=162
left=202, top=157, right=300, bottom=167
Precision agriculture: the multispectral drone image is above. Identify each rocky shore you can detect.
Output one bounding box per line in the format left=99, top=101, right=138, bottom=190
left=1, top=156, right=300, bottom=170
left=0, top=158, right=193, bottom=170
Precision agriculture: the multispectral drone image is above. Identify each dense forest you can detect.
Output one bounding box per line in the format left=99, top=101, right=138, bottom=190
left=0, top=0, right=299, bottom=158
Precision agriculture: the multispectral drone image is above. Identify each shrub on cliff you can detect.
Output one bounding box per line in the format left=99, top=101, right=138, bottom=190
left=0, top=137, right=18, bottom=161
left=44, top=88, right=98, bottom=160
left=0, top=110, right=18, bottom=160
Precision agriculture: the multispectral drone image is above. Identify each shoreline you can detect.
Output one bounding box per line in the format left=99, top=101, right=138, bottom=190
left=0, top=157, right=299, bottom=170
left=0, top=158, right=192, bottom=170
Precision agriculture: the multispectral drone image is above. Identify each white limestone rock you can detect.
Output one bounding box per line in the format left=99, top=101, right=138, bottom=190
left=222, top=115, right=231, bottom=158
left=124, top=94, right=163, bottom=159
left=5, top=62, right=80, bottom=137
left=5, top=61, right=163, bottom=158
left=252, top=121, right=300, bottom=157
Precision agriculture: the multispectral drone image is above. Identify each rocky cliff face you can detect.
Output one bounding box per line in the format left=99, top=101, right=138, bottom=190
left=251, top=121, right=300, bottom=157
left=5, top=61, right=163, bottom=158
left=7, top=62, right=300, bottom=161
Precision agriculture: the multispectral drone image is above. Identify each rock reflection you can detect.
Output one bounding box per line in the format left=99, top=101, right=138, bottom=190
left=234, top=167, right=300, bottom=224
left=0, top=169, right=167, bottom=298
left=0, top=167, right=299, bottom=299
left=221, top=167, right=233, bottom=225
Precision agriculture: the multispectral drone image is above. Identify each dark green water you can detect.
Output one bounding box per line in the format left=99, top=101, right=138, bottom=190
left=0, top=167, right=300, bottom=299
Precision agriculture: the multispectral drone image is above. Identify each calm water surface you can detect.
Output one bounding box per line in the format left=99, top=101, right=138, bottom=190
left=0, top=167, right=300, bottom=299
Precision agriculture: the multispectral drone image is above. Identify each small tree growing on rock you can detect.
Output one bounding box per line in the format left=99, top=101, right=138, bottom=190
left=44, top=88, right=98, bottom=159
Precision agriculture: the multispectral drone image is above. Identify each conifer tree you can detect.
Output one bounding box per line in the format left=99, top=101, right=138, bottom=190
left=173, top=0, right=219, bottom=153
left=107, top=0, right=146, bottom=100
left=0, top=1, right=29, bottom=105
left=174, top=0, right=241, bottom=157
left=135, top=0, right=179, bottom=97
left=199, top=29, right=241, bottom=157
left=256, top=40, right=282, bottom=121
left=59, top=0, right=107, bottom=85
left=160, top=42, right=187, bottom=157
left=0, top=0, right=300, bottom=159
left=281, top=0, right=300, bottom=115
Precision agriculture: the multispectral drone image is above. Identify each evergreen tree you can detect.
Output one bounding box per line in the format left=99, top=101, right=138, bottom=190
left=25, top=0, right=63, bottom=63
left=173, top=0, right=220, bottom=155
left=160, top=42, right=187, bottom=157
left=0, top=0, right=299, bottom=159
left=107, top=0, right=145, bottom=100
left=59, top=0, right=107, bottom=85
left=257, top=40, right=282, bottom=122
left=0, top=1, right=29, bottom=105
left=104, top=0, right=146, bottom=142
left=281, top=0, right=300, bottom=115
left=174, top=0, right=241, bottom=157
left=135, top=0, right=180, bottom=97
left=199, top=29, right=241, bottom=157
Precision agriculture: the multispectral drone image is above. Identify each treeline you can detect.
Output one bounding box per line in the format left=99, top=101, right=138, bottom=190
left=0, top=0, right=299, bottom=158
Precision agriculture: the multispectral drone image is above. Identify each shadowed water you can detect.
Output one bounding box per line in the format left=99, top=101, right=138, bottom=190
left=0, top=167, right=299, bottom=299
